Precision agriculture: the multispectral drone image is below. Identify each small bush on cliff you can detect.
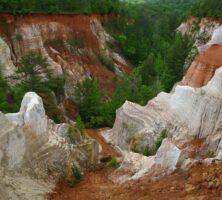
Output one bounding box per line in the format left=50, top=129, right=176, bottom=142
left=143, top=146, right=156, bottom=157
left=99, top=50, right=115, bottom=72
left=74, top=78, right=107, bottom=127
left=11, top=52, right=52, bottom=91
left=0, top=75, right=10, bottom=112
left=76, top=115, right=85, bottom=135
left=9, top=52, right=65, bottom=121
left=206, top=151, right=215, bottom=158
left=71, top=162, right=83, bottom=185
left=107, top=157, right=120, bottom=168
left=155, top=129, right=168, bottom=150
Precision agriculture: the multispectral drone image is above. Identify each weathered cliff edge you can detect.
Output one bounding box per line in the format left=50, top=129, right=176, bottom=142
left=178, top=16, right=222, bottom=87
left=105, top=18, right=222, bottom=182
left=0, top=92, right=98, bottom=199
left=0, top=13, right=130, bottom=120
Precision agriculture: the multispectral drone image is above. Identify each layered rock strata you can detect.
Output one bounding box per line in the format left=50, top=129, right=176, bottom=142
left=105, top=21, right=222, bottom=181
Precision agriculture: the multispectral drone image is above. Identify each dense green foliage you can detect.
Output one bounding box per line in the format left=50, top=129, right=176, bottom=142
left=107, top=157, right=120, bottom=168
left=0, top=52, right=65, bottom=123
left=191, top=0, right=222, bottom=18
left=0, top=0, right=121, bottom=14
left=72, top=1, right=193, bottom=128
left=75, top=116, right=85, bottom=135
left=0, top=75, right=9, bottom=112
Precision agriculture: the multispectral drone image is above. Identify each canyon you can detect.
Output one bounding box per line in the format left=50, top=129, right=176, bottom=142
left=0, top=14, right=222, bottom=200
left=103, top=16, right=222, bottom=184
left=0, top=13, right=130, bottom=120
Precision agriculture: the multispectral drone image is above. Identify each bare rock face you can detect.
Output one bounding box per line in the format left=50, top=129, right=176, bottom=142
left=0, top=37, right=16, bottom=79
left=107, top=66, right=222, bottom=150
left=0, top=92, right=99, bottom=199
left=106, top=66, right=222, bottom=182
left=177, top=17, right=221, bottom=71
left=6, top=92, right=48, bottom=138
left=105, top=18, right=222, bottom=182
left=112, top=139, right=183, bottom=183
left=155, top=139, right=183, bottom=171
left=182, top=44, right=222, bottom=87
left=178, top=17, right=222, bottom=88
left=177, top=17, right=221, bottom=53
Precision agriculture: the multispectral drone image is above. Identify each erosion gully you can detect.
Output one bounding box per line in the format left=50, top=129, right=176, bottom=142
left=50, top=129, right=222, bottom=200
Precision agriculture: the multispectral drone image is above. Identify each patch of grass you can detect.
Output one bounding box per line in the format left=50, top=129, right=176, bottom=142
left=142, top=145, right=156, bottom=156
left=76, top=115, right=85, bottom=135
left=155, top=129, right=168, bottom=150
left=206, top=151, right=215, bottom=158
left=107, top=157, right=120, bottom=168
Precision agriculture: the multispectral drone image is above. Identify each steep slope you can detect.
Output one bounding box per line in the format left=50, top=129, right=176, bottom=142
left=104, top=18, right=222, bottom=181
left=0, top=92, right=98, bottom=199
left=178, top=17, right=222, bottom=87
left=183, top=44, right=222, bottom=87
left=0, top=13, right=130, bottom=113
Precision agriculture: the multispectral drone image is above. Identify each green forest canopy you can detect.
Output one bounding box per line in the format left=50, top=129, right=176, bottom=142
left=0, top=0, right=121, bottom=14
left=191, top=0, right=222, bottom=18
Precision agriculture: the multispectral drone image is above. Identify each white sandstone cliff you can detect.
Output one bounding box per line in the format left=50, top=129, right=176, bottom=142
left=0, top=92, right=98, bottom=199
left=105, top=18, right=222, bottom=182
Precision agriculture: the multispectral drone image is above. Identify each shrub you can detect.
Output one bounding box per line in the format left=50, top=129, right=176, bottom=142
left=206, top=151, right=215, bottom=158
left=155, top=129, right=168, bottom=150
left=98, top=51, right=115, bottom=72
left=71, top=162, right=83, bottom=185
left=76, top=115, right=85, bottom=135
left=107, top=157, right=120, bottom=168
left=67, top=127, right=82, bottom=144
left=142, top=146, right=155, bottom=156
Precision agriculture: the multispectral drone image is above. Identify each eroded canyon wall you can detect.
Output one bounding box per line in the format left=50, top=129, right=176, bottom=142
left=0, top=92, right=99, bottom=199
left=105, top=17, right=222, bottom=182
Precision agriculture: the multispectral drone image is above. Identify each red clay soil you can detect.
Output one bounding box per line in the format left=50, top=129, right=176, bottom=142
left=86, top=128, right=120, bottom=158
left=196, top=45, right=222, bottom=66
left=0, top=13, right=131, bottom=95
left=179, top=138, right=207, bottom=159
left=49, top=130, right=222, bottom=200
left=49, top=163, right=222, bottom=200
left=184, top=45, right=222, bottom=87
